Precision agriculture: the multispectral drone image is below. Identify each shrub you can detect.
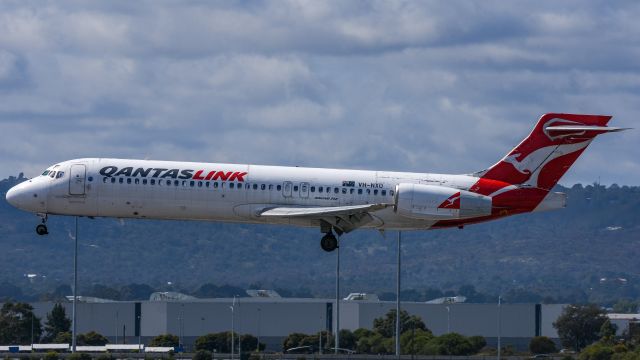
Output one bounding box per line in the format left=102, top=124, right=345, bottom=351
left=530, top=336, right=557, bottom=354
left=44, top=351, right=59, bottom=360
left=192, top=349, right=212, bottom=360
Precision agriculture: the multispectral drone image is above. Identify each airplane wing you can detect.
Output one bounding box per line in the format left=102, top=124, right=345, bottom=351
left=259, top=203, right=388, bottom=217
left=259, top=203, right=391, bottom=233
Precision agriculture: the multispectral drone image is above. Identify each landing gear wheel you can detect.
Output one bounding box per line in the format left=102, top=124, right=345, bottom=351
left=36, top=224, right=48, bottom=236
left=320, top=233, right=338, bottom=252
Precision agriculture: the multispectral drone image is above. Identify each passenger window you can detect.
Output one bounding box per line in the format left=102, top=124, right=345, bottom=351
left=110, top=178, right=115, bottom=184
left=230, top=183, right=235, bottom=189
left=261, top=184, right=266, bottom=190
left=253, top=184, right=258, bottom=190
left=87, top=176, right=92, bottom=182
left=277, top=185, right=282, bottom=191
left=350, top=189, right=354, bottom=194
left=326, top=187, right=331, bottom=193
left=358, top=189, right=362, bottom=194
left=294, top=185, right=299, bottom=192
left=166, top=180, right=171, bottom=186
left=374, top=189, right=378, bottom=195
left=310, top=186, right=315, bottom=192
left=245, top=184, right=250, bottom=189
left=198, top=181, right=203, bottom=187
left=366, top=189, right=371, bottom=194
left=238, top=183, right=243, bottom=190
left=103, top=177, right=108, bottom=183
left=334, top=188, right=339, bottom=194
left=143, top=179, right=148, bottom=185
left=134, top=178, right=139, bottom=185
left=150, top=179, right=156, bottom=185
left=381, top=190, right=386, bottom=196
left=269, top=184, right=273, bottom=190
left=119, top=178, right=124, bottom=184
left=127, top=178, right=132, bottom=184
left=390, top=190, right=395, bottom=196
left=190, top=181, right=195, bottom=187
left=214, top=182, right=219, bottom=188
left=206, top=182, right=210, bottom=188
left=172, top=180, right=178, bottom=186
left=342, top=188, right=347, bottom=194
left=220, top=182, right=225, bottom=188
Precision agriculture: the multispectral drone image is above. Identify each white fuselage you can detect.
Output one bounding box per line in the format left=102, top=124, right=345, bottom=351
left=13, top=158, right=480, bottom=230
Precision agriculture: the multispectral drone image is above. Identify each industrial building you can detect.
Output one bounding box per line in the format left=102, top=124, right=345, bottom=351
left=24, top=294, right=565, bottom=351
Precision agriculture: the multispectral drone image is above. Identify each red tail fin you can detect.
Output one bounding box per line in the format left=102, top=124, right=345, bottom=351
left=476, top=113, right=618, bottom=190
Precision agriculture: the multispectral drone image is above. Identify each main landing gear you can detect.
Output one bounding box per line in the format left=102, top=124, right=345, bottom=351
left=320, top=232, right=338, bottom=252
left=36, top=214, right=48, bottom=236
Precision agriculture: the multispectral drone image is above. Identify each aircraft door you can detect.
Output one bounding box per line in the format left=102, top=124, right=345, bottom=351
left=283, top=181, right=292, bottom=198
left=69, top=164, right=86, bottom=195
left=300, top=182, right=309, bottom=198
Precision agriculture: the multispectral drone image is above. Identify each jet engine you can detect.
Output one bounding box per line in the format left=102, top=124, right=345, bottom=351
left=394, top=183, right=492, bottom=220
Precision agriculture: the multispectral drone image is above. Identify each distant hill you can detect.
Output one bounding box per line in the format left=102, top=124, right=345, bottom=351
left=1, top=175, right=639, bottom=303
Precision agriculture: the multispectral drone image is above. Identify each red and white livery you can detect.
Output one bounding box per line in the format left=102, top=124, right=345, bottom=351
left=5, top=113, right=627, bottom=251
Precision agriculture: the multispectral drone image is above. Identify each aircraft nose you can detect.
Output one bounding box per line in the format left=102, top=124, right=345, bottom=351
left=5, top=185, right=22, bottom=208
left=6, top=182, right=46, bottom=212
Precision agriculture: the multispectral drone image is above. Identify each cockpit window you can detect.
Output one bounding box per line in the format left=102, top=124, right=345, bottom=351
left=42, top=170, right=50, bottom=176
left=49, top=171, right=56, bottom=178
left=56, top=171, right=65, bottom=179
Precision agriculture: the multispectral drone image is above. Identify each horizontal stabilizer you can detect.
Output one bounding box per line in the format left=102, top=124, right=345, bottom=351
left=546, top=125, right=630, bottom=133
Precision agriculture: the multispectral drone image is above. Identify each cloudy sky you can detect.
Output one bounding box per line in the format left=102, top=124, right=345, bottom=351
left=0, top=0, right=638, bottom=185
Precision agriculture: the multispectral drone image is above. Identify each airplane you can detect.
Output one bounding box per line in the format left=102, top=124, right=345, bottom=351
left=5, top=113, right=628, bottom=252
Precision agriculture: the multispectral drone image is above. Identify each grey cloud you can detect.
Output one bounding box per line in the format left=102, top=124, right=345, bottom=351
left=0, top=0, right=637, bottom=185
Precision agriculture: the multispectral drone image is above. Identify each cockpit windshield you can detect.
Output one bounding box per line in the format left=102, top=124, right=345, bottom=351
left=42, top=170, right=50, bottom=176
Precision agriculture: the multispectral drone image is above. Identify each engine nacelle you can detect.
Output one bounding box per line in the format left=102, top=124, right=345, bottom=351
left=394, top=183, right=492, bottom=220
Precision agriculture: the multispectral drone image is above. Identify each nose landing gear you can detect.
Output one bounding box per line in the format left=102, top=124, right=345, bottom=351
left=35, top=214, right=48, bottom=236
left=320, top=232, right=338, bottom=252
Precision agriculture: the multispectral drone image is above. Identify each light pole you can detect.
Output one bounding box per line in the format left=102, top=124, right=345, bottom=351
left=31, top=313, right=34, bottom=347
left=137, top=314, right=142, bottom=352
left=230, top=296, right=236, bottom=360
left=446, top=306, right=450, bottom=333
left=497, top=296, right=502, bottom=360
left=335, top=236, right=340, bottom=354
left=237, top=296, right=241, bottom=356
left=115, top=311, right=119, bottom=344
left=72, top=216, right=78, bottom=353
left=179, top=305, right=184, bottom=350
left=395, top=231, right=401, bottom=357
left=256, top=308, right=261, bottom=352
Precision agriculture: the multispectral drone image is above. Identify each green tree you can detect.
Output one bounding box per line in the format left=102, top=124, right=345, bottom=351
left=599, top=319, right=617, bottom=345
left=43, top=303, right=71, bottom=342
left=529, top=336, right=557, bottom=354
left=0, top=301, right=42, bottom=344
left=554, top=304, right=608, bottom=351
left=239, top=334, right=265, bottom=352
left=372, top=309, right=428, bottom=338
left=579, top=343, right=614, bottom=360
left=53, top=331, right=71, bottom=344
left=195, top=332, right=233, bottom=353
left=77, top=331, right=109, bottom=346
left=468, top=336, right=487, bottom=353
left=150, top=334, right=179, bottom=347
left=282, top=332, right=307, bottom=351
left=192, top=350, right=212, bottom=360
left=400, top=328, right=434, bottom=355
left=430, top=333, right=474, bottom=355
